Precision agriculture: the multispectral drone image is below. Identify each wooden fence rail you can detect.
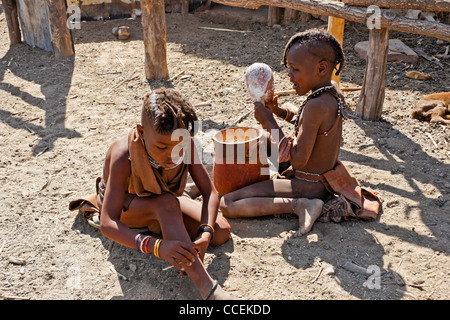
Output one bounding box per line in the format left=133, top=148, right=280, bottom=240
left=342, top=0, right=450, bottom=11
left=211, top=0, right=450, bottom=41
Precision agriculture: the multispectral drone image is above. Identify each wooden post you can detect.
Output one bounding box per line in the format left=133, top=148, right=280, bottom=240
left=181, top=0, right=190, bottom=15
left=283, top=8, right=298, bottom=25
left=327, top=0, right=345, bottom=85
left=268, top=6, right=281, bottom=26
left=44, top=0, right=75, bottom=58
left=140, top=0, right=169, bottom=80
left=356, top=28, right=389, bottom=121
left=2, top=0, right=22, bottom=44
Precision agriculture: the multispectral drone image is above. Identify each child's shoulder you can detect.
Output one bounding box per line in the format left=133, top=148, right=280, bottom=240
left=108, top=136, right=130, bottom=164
left=303, top=93, right=338, bottom=117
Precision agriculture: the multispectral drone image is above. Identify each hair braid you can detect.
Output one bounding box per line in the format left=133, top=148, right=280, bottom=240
left=282, top=29, right=345, bottom=76
left=142, top=87, right=198, bottom=135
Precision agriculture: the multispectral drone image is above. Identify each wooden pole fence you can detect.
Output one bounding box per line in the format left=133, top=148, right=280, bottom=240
left=341, top=0, right=450, bottom=12
left=211, top=0, right=450, bottom=41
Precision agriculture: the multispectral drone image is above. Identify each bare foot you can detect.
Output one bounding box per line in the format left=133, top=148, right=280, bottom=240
left=205, top=281, right=237, bottom=300
left=292, top=198, right=324, bottom=237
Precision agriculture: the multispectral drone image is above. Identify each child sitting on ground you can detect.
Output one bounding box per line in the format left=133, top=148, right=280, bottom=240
left=70, top=87, right=233, bottom=300
left=220, top=29, right=381, bottom=236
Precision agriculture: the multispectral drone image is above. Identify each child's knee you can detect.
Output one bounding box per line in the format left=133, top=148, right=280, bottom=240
left=219, top=196, right=238, bottom=219
left=154, top=193, right=182, bottom=219
left=219, top=196, right=231, bottom=217
left=211, top=216, right=231, bottom=246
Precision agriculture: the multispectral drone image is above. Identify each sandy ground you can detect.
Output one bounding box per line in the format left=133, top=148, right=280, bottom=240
left=0, top=3, right=449, bottom=301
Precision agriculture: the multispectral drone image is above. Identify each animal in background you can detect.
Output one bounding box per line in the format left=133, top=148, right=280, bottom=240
left=411, top=92, right=450, bottom=124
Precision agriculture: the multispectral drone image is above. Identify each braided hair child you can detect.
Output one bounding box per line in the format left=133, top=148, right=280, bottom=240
left=94, top=87, right=233, bottom=299
left=220, top=29, right=348, bottom=237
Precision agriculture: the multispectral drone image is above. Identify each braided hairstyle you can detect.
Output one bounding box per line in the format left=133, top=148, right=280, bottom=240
left=142, top=87, right=198, bottom=135
left=282, top=29, right=345, bottom=76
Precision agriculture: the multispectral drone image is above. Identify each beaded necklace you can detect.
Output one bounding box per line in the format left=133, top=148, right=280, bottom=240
left=292, top=85, right=347, bottom=135
left=142, top=139, right=184, bottom=171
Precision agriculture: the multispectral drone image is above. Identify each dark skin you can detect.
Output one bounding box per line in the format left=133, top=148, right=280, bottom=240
left=220, top=43, right=342, bottom=236
left=99, top=114, right=231, bottom=299
left=257, top=44, right=342, bottom=174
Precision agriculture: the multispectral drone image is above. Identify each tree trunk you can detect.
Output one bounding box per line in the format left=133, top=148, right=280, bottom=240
left=2, top=0, right=21, bottom=44
left=356, top=27, right=389, bottom=121
left=140, top=0, right=169, bottom=80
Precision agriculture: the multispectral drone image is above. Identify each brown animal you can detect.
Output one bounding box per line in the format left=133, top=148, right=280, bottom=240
left=411, top=92, right=450, bottom=124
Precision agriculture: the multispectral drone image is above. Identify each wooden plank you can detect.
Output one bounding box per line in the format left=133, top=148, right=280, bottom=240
left=17, top=0, right=53, bottom=52
left=341, top=0, right=450, bottom=12
left=211, top=0, right=450, bottom=41
left=2, top=0, right=22, bottom=44
left=140, top=0, right=169, bottom=80
left=44, top=0, right=75, bottom=57
left=356, top=27, right=389, bottom=121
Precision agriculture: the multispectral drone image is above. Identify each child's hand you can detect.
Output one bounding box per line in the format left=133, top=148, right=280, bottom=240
left=265, top=95, right=279, bottom=114
left=254, top=101, right=276, bottom=129
left=158, top=239, right=198, bottom=271
left=193, top=233, right=211, bottom=262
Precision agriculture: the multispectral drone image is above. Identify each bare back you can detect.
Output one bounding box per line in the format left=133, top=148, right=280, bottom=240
left=293, top=92, right=342, bottom=175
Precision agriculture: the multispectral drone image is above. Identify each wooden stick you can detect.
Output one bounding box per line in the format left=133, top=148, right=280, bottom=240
left=311, top=266, right=323, bottom=283
left=275, top=90, right=297, bottom=96
left=194, top=102, right=212, bottom=108
left=274, top=87, right=361, bottom=96
left=426, top=133, right=438, bottom=148
left=0, top=294, right=30, bottom=300
left=169, top=70, right=185, bottom=81
left=198, top=26, right=252, bottom=33
left=109, top=265, right=128, bottom=281
left=108, top=71, right=140, bottom=92
left=342, top=261, right=368, bottom=275
left=115, top=54, right=125, bottom=68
